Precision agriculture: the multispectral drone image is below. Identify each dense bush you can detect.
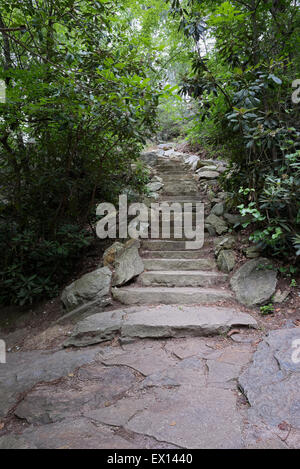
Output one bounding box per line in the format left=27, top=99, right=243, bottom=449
left=0, top=0, right=159, bottom=305
left=169, top=0, right=300, bottom=260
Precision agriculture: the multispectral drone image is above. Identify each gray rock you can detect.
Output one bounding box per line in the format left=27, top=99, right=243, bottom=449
left=211, top=202, right=225, bottom=216
left=217, top=250, right=236, bottom=273
left=122, top=306, right=256, bottom=339
left=147, top=181, right=163, bottom=192
left=151, top=175, right=163, bottom=183
left=102, top=341, right=178, bottom=376
left=64, top=310, right=125, bottom=347
left=0, top=348, right=99, bottom=417
left=141, top=356, right=207, bottom=388
left=0, top=435, right=34, bottom=449
left=206, top=214, right=228, bottom=235
left=126, top=386, right=243, bottom=449
left=205, top=224, right=217, bottom=236
left=158, top=143, right=174, bottom=150
left=141, top=151, right=158, bottom=166
left=198, top=171, right=220, bottom=180
left=224, top=213, right=251, bottom=227
left=148, top=192, right=159, bottom=200
left=239, top=328, right=300, bottom=429
left=84, top=397, right=154, bottom=427
left=20, top=417, right=139, bottom=449
left=61, top=267, right=112, bottom=312
left=273, top=289, right=291, bottom=303
left=14, top=365, right=138, bottom=425
left=207, top=360, right=242, bottom=386
left=184, top=155, right=200, bottom=171
left=111, top=239, right=144, bottom=286
left=65, top=305, right=257, bottom=347
left=214, top=235, right=236, bottom=256
left=196, top=165, right=218, bottom=172
left=230, top=258, right=277, bottom=307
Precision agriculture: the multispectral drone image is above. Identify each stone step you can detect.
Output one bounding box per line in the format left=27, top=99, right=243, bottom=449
left=162, top=187, right=199, bottom=196
left=153, top=205, right=201, bottom=213
left=159, top=196, right=202, bottom=203
left=142, top=250, right=211, bottom=259
left=65, top=305, right=257, bottom=347
left=161, top=176, right=195, bottom=182
left=112, top=286, right=233, bottom=306
left=142, top=239, right=213, bottom=251
left=156, top=165, right=186, bottom=172
left=143, top=258, right=216, bottom=271
left=140, top=271, right=227, bottom=287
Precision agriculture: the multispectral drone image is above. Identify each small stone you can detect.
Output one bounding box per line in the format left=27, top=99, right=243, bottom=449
left=206, top=214, right=228, bottom=235
left=146, top=181, right=163, bottom=192
left=217, top=250, right=236, bottom=273
left=273, top=289, right=291, bottom=304
left=198, top=171, right=220, bottom=180
left=196, top=165, right=218, bottom=173
left=211, top=202, right=225, bottom=217
left=214, top=235, right=236, bottom=256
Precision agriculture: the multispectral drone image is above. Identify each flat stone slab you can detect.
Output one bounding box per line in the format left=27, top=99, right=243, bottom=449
left=126, top=386, right=243, bottom=449
left=143, top=258, right=216, bottom=271
left=101, top=341, right=178, bottom=376
left=13, top=418, right=140, bottom=449
left=0, top=348, right=99, bottom=418
left=239, top=328, right=300, bottom=429
left=65, top=305, right=257, bottom=347
left=14, top=364, right=139, bottom=425
left=112, top=286, right=233, bottom=305
left=140, top=270, right=227, bottom=288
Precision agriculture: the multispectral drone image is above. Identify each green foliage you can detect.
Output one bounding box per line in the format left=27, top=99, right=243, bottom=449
left=0, top=0, right=160, bottom=305
left=168, top=0, right=300, bottom=259
left=260, top=304, right=274, bottom=315
left=0, top=224, right=91, bottom=305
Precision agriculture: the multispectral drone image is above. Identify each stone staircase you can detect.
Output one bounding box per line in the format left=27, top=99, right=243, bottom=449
left=112, top=152, right=233, bottom=306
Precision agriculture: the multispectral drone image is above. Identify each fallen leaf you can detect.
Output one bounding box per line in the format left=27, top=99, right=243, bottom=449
left=170, top=421, right=176, bottom=426
left=278, top=421, right=290, bottom=432
left=228, top=329, right=240, bottom=337
left=68, top=373, right=74, bottom=378
left=0, top=422, right=4, bottom=431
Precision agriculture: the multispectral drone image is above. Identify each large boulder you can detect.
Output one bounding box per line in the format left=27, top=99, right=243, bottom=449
left=61, top=267, right=112, bottom=312
left=206, top=214, right=228, bottom=235
left=230, top=258, right=277, bottom=307
left=104, top=239, right=144, bottom=287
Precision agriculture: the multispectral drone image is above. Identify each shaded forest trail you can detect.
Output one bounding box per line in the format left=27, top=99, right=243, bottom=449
left=1, top=144, right=299, bottom=450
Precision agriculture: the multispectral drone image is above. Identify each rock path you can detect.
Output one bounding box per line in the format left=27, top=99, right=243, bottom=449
left=0, top=143, right=299, bottom=449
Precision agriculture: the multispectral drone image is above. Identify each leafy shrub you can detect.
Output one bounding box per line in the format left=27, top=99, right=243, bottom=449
left=0, top=1, right=160, bottom=306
